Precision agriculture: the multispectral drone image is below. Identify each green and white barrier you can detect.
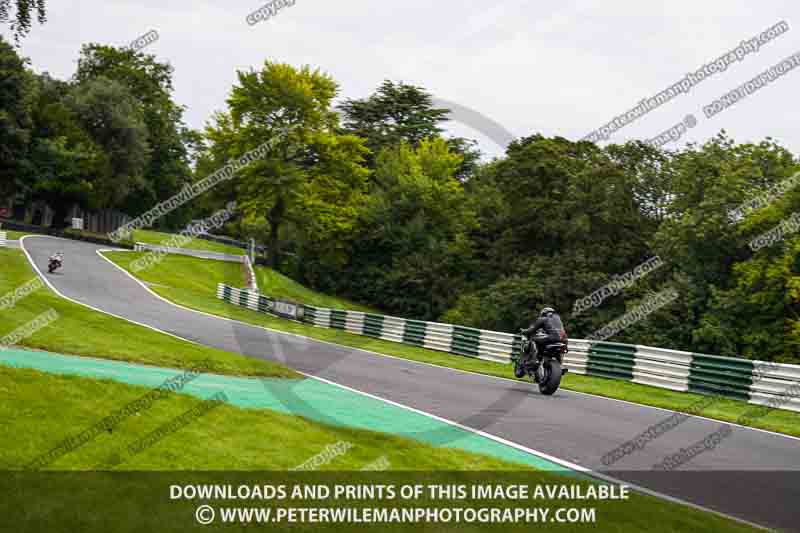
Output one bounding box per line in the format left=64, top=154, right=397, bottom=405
left=0, top=231, right=6, bottom=248
left=216, top=283, right=800, bottom=413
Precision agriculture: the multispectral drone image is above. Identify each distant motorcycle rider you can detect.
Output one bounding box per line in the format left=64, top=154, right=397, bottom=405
left=519, top=307, right=565, bottom=367
left=47, top=251, right=64, bottom=273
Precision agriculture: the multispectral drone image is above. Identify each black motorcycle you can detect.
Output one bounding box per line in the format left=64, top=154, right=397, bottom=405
left=511, top=331, right=568, bottom=395
left=47, top=254, right=63, bottom=274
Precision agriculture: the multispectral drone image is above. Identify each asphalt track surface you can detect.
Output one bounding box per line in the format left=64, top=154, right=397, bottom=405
left=20, top=235, right=800, bottom=531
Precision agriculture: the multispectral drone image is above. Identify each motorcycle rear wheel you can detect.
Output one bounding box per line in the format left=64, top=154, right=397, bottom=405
left=538, top=359, right=562, bottom=395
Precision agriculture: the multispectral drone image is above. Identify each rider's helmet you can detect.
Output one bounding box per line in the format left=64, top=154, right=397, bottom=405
left=540, top=306, right=555, bottom=317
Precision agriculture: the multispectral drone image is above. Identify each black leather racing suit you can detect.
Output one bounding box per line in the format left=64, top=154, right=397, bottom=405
left=521, top=313, right=564, bottom=363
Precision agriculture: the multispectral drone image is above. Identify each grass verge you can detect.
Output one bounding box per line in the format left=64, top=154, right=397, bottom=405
left=104, top=250, right=800, bottom=438
left=0, top=365, right=762, bottom=532
left=0, top=248, right=296, bottom=378
left=0, top=365, right=518, bottom=471
left=255, top=266, right=376, bottom=312
left=133, top=229, right=245, bottom=256
left=3, top=230, right=29, bottom=240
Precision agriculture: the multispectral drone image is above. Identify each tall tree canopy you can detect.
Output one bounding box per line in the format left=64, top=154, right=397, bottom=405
left=0, top=0, right=46, bottom=43
left=0, top=35, right=33, bottom=200
left=75, top=44, right=195, bottom=226
left=204, top=61, right=369, bottom=267
left=339, top=80, right=480, bottom=181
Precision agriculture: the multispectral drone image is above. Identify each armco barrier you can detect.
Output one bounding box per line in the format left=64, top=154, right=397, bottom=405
left=135, top=243, right=257, bottom=291
left=242, top=255, right=258, bottom=292
left=0, top=231, right=6, bottom=248
left=133, top=242, right=243, bottom=262
left=216, top=284, right=800, bottom=413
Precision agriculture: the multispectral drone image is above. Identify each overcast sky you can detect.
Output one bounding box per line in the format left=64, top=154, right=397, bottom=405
left=5, top=0, right=800, bottom=159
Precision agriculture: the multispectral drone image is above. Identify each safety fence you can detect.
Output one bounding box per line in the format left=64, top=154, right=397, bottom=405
left=0, top=231, right=6, bottom=248
left=135, top=242, right=257, bottom=291
left=216, top=284, right=800, bottom=413
left=241, top=256, right=258, bottom=292
left=134, top=242, right=244, bottom=262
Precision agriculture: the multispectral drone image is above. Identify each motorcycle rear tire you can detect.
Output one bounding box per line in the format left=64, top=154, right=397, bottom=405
left=538, top=359, right=562, bottom=396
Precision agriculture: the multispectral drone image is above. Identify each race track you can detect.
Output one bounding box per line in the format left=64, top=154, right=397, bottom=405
left=20, top=236, right=800, bottom=531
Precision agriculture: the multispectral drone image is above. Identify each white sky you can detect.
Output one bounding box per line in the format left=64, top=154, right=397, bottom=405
left=5, top=0, right=800, bottom=159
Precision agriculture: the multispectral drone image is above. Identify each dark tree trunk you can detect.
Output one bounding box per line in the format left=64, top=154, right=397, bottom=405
left=266, top=197, right=285, bottom=269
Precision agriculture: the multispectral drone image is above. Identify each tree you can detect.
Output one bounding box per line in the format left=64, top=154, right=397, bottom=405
left=75, top=45, right=194, bottom=225
left=340, top=81, right=448, bottom=157
left=339, top=80, right=481, bottom=181
left=650, top=134, right=797, bottom=355
left=0, top=0, right=46, bottom=44
left=443, top=135, right=663, bottom=334
left=27, top=73, right=102, bottom=223
left=314, top=138, right=477, bottom=319
left=59, top=77, right=150, bottom=224
left=206, top=61, right=369, bottom=268
left=0, top=35, right=33, bottom=202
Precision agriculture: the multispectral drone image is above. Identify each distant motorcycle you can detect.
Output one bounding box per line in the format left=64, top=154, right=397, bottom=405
left=47, top=253, right=63, bottom=274
left=511, top=331, right=568, bottom=395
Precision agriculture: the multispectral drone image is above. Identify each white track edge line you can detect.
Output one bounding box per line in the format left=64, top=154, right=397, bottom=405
left=302, top=373, right=768, bottom=531
left=19, top=236, right=206, bottom=348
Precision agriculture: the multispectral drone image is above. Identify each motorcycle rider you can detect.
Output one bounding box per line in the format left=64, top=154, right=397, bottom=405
left=519, top=306, right=565, bottom=368
left=48, top=251, right=64, bottom=272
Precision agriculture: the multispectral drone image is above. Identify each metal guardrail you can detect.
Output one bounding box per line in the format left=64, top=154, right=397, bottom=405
left=216, top=283, right=800, bottom=413
left=241, top=256, right=258, bottom=292
left=0, top=231, right=6, bottom=248
left=133, top=243, right=243, bottom=262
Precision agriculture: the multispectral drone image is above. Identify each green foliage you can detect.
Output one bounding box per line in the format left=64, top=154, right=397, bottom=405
left=304, top=138, right=476, bottom=320
left=205, top=61, right=369, bottom=268
left=650, top=135, right=798, bottom=358
left=0, top=0, right=46, bottom=44
left=0, top=35, right=33, bottom=199
left=65, top=76, right=150, bottom=207
left=2, top=40, right=194, bottom=231
left=74, top=44, right=195, bottom=226
left=339, top=80, right=481, bottom=181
